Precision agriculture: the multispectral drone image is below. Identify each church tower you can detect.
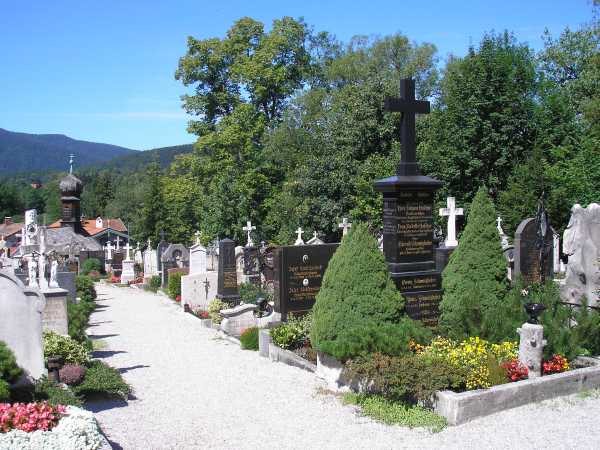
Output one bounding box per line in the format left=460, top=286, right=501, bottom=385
left=59, top=154, right=85, bottom=234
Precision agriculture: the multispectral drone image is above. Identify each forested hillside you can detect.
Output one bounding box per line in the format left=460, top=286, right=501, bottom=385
left=0, top=128, right=136, bottom=173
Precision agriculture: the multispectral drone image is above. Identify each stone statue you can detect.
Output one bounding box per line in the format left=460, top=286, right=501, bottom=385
left=28, top=257, right=38, bottom=288
left=49, top=259, right=59, bottom=288
left=562, top=203, right=600, bottom=307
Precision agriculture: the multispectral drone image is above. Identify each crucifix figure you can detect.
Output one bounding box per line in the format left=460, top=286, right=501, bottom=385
left=160, top=230, right=166, bottom=242
left=439, top=197, right=463, bottom=248
left=338, top=217, right=352, bottom=237
left=147, top=238, right=152, bottom=249
left=115, top=236, right=121, bottom=251
left=194, top=231, right=201, bottom=246
left=105, top=241, right=114, bottom=260
left=68, top=154, right=75, bottom=174
left=242, top=221, right=256, bottom=247
left=294, top=227, right=304, bottom=246
left=384, top=78, right=430, bottom=176
left=496, top=217, right=504, bottom=235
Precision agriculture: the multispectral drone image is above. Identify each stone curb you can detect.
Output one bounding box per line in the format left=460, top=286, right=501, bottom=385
left=435, top=362, right=600, bottom=425
left=268, top=343, right=317, bottom=373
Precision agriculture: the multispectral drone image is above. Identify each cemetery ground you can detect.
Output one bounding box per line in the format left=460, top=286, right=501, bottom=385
left=91, top=282, right=600, bottom=450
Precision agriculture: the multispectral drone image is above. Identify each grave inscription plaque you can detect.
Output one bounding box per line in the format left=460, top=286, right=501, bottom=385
left=217, top=238, right=240, bottom=304
left=274, top=244, right=338, bottom=321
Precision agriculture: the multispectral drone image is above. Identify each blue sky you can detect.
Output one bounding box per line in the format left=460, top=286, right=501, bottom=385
left=0, top=0, right=595, bottom=150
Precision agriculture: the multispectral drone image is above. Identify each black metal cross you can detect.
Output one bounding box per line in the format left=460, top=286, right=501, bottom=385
left=385, top=78, right=430, bottom=176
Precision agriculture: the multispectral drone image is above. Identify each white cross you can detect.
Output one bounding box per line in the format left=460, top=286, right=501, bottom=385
left=294, top=227, right=305, bottom=245
left=115, top=236, right=121, bottom=250
left=242, top=221, right=256, bottom=247
left=124, top=242, right=132, bottom=260
left=439, top=197, right=463, bottom=247
left=338, top=217, right=352, bottom=236
left=105, top=241, right=114, bottom=260
left=147, top=238, right=152, bottom=249
left=194, top=231, right=201, bottom=246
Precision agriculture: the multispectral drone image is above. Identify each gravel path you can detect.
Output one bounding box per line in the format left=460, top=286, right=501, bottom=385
left=89, top=283, right=600, bottom=450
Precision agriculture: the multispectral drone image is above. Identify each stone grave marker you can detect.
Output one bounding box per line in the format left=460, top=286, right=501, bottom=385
left=160, top=243, right=189, bottom=287
left=561, top=203, right=600, bottom=306
left=121, top=242, right=136, bottom=284
left=273, top=243, right=338, bottom=321
left=0, top=269, right=46, bottom=380
left=374, top=78, right=443, bottom=326
left=217, top=238, right=240, bottom=305
left=514, top=217, right=554, bottom=285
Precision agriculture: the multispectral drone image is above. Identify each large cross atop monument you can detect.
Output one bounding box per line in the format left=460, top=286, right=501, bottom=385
left=374, top=78, right=443, bottom=327
left=384, top=78, right=430, bottom=177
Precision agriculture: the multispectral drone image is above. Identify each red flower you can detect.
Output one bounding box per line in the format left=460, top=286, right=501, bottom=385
left=501, top=359, right=528, bottom=382
left=175, top=295, right=181, bottom=302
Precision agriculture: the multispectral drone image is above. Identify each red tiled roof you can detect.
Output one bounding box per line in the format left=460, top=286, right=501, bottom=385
left=48, top=217, right=128, bottom=236
left=0, top=222, right=23, bottom=238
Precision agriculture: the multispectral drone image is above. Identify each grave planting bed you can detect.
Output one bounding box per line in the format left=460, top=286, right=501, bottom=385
left=435, top=357, right=600, bottom=424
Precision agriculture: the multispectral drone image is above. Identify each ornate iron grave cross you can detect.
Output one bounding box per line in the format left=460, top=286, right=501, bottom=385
left=384, top=78, right=430, bottom=176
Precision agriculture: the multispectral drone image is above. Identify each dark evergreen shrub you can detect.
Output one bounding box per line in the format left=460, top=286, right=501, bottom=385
left=240, top=327, right=259, bottom=351
left=573, top=298, right=600, bottom=356
left=439, top=187, right=509, bottom=340
left=76, top=275, right=97, bottom=301
left=0, top=341, right=22, bottom=384
left=149, top=275, right=161, bottom=292
left=310, top=223, right=430, bottom=361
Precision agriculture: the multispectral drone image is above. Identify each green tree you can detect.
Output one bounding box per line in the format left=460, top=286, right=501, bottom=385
left=419, top=32, right=537, bottom=207
left=311, top=223, right=430, bottom=361
left=439, top=187, right=508, bottom=340
left=138, top=162, right=164, bottom=244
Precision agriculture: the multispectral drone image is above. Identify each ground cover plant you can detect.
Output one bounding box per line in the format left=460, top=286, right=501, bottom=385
left=240, top=327, right=259, bottom=351
left=343, top=393, right=447, bottom=432
left=73, top=360, right=130, bottom=400
left=311, top=223, right=430, bottom=362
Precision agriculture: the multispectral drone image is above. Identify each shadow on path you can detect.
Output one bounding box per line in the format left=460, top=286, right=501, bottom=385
left=88, top=321, right=113, bottom=328
left=118, top=364, right=150, bottom=374
left=86, top=398, right=129, bottom=414
left=89, top=333, right=119, bottom=340
left=93, top=350, right=128, bottom=358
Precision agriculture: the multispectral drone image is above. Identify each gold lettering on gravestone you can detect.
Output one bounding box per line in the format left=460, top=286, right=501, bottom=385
left=223, top=272, right=237, bottom=289
left=400, top=276, right=437, bottom=291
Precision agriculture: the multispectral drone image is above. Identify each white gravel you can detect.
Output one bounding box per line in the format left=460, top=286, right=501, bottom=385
left=89, top=283, right=600, bottom=450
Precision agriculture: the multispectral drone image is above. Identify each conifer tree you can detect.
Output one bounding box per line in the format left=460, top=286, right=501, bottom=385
left=310, top=223, right=429, bottom=361
left=439, top=187, right=508, bottom=340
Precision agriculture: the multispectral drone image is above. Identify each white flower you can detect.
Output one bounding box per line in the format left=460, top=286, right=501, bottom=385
left=0, top=406, right=103, bottom=450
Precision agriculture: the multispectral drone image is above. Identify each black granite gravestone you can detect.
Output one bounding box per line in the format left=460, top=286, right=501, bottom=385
left=217, top=238, right=240, bottom=304
left=273, top=244, right=338, bottom=321
left=374, top=78, right=443, bottom=326
left=514, top=218, right=554, bottom=284
left=243, top=246, right=260, bottom=286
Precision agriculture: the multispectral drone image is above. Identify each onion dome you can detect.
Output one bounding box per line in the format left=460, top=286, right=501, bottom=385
left=59, top=173, right=83, bottom=198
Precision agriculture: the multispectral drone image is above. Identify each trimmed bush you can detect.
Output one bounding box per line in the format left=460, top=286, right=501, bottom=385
left=310, top=223, right=430, bottom=362
left=43, top=332, right=90, bottom=365
left=149, top=275, right=161, bottom=292
left=0, top=380, right=9, bottom=402
left=0, top=341, right=22, bottom=384
left=81, top=258, right=102, bottom=276
left=208, top=299, right=227, bottom=324
left=439, top=187, right=509, bottom=340
left=73, top=361, right=130, bottom=400
left=239, top=283, right=272, bottom=304
left=167, top=272, right=183, bottom=299
left=76, top=275, right=97, bottom=301
left=271, top=314, right=312, bottom=350
left=59, top=364, right=87, bottom=386
left=240, top=327, right=259, bottom=350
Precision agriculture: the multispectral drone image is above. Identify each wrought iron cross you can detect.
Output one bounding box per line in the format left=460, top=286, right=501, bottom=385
left=384, top=78, right=430, bottom=176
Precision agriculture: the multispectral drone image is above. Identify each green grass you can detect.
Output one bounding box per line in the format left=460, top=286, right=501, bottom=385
left=342, top=393, right=447, bottom=433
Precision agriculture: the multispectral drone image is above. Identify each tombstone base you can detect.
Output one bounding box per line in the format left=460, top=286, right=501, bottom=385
left=121, top=260, right=136, bottom=284
left=41, top=288, right=69, bottom=336
left=435, top=245, right=456, bottom=272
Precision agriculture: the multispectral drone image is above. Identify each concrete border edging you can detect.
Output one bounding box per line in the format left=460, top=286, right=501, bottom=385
left=435, top=363, right=600, bottom=425
left=268, top=343, right=316, bottom=373
left=258, top=329, right=272, bottom=358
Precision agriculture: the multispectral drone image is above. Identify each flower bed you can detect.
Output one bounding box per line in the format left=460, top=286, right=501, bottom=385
left=0, top=405, right=103, bottom=450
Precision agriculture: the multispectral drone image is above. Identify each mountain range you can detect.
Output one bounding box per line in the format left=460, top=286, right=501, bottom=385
left=0, top=128, right=193, bottom=176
